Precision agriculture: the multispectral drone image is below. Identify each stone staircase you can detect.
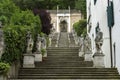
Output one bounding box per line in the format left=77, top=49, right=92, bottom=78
left=68, top=32, right=76, bottom=47
left=58, top=32, right=69, bottom=47
left=16, top=47, right=120, bottom=79
left=51, top=33, right=59, bottom=47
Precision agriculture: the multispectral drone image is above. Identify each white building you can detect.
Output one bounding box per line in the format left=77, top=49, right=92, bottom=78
left=87, top=0, right=120, bottom=73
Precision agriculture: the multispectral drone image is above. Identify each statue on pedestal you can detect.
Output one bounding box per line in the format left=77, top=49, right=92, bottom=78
left=93, top=27, right=105, bottom=68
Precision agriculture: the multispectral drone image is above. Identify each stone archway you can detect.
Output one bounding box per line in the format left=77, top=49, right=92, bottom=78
left=59, top=20, right=67, bottom=32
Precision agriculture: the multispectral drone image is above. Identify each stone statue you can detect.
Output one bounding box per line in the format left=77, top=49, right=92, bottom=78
left=41, top=37, right=46, bottom=49
left=36, top=34, right=42, bottom=52
left=84, top=35, right=91, bottom=52
left=79, top=36, right=84, bottom=52
left=0, top=21, right=2, bottom=28
left=95, top=28, right=103, bottom=53
left=26, top=31, right=33, bottom=54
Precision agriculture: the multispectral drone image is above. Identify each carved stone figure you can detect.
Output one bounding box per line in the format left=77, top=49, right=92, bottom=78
left=84, top=35, right=91, bottom=52
left=79, top=36, right=84, bottom=52
left=36, top=34, right=41, bottom=52
left=0, top=29, right=4, bottom=58
left=0, top=21, right=2, bottom=28
left=26, top=31, right=33, bottom=54
left=95, top=28, right=103, bottom=53
left=41, top=37, right=46, bottom=49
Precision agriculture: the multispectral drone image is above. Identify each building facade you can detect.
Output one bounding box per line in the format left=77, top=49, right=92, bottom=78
left=87, top=0, right=120, bottom=73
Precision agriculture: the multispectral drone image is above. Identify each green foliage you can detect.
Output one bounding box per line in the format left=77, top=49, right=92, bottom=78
left=73, top=19, right=87, bottom=37
left=0, top=0, right=20, bottom=25
left=13, top=0, right=75, bottom=10
left=75, top=0, right=86, bottom=18
left=0, top=3, right=42, bottom=64
left=1, top=25, right=30, bottom=64
left=0, top=62, right=10, bottom=75
left=41, top=48, right=46, bottom=55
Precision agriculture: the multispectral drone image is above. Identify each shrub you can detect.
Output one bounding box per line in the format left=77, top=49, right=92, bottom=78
left=41, top=48, right=46, bottom=55
left=0, top=62, right=10, bottom=75
left=1, top=10, right=41, bottom=64
left=73, top=19, right=87, bottom=37
left=0, top=0, right=20, bottom=25
left=33, top=9, right=52, bottom=35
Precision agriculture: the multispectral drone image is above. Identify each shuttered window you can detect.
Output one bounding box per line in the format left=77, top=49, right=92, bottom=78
left=107, top=1, right=114, bottom=27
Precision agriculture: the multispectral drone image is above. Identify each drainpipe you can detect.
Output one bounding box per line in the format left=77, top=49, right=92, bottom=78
left=108, top=0, right=113, bottom=68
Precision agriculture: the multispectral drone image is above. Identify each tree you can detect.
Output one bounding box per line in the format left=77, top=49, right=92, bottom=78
left=33, top=9, right=52, bottom=35
left=13, top=0, right=76, bottom=10
left=73, top=19, right=87, bottom=37
left=0, top=0, right=20, bottom=25
left=75, top=0, right=86, bottom=18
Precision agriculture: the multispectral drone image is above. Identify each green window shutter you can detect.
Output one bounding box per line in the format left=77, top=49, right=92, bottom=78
left=107, top=1, right=114, bottom=27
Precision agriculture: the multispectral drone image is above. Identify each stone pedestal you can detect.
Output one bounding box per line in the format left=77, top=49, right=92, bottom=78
left=23, top=54, right=35, bottom=68
left=0, top=75, right=7, bottom=80
left=93, top=52, right=105, bottom=68
left=35, top=52, right=42, bottom=62
left=84, top=51, right=92, bottom=61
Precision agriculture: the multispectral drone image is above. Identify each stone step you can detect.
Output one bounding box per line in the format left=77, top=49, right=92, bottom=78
left=47, top=50, right=79, bottom=52
left=18, top=75, right=120, bottom=79
left=47, top=53, right=78, bottom=56
left=19, top=71, right=118, bottom=74
left=43, top=56, right=84, bottom=61
left=35, top=61, right=93, bottom=67
left=19, top=68, right=119, bottom=74
left=47, top=47, right=79, bottom=49
left=8, top=79, right=120, bottom=80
